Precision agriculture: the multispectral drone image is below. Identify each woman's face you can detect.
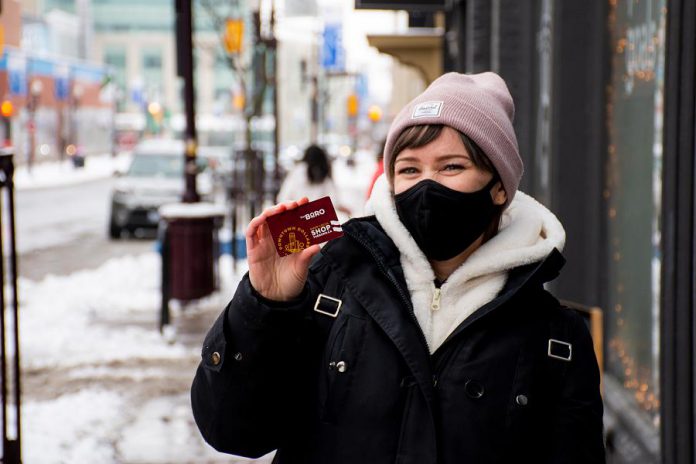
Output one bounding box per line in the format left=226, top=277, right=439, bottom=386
left=393, top=126, right=507, bottom=206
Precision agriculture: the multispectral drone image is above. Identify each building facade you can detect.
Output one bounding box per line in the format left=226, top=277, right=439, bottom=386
left=0, top=0, right=112, bottom=162
left=440, top=0, right=694, bottom=462
left=363, top=0, right=696, bottom=462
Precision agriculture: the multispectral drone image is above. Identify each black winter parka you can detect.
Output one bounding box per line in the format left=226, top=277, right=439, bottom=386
left=191, top=216, right=605, bottom=464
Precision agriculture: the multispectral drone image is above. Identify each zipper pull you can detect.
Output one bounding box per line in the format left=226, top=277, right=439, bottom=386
left=431, top=287, right=441, bottom=311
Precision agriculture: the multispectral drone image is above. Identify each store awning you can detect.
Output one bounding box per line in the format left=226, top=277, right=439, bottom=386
left=367, top=31, right=443, bottom=85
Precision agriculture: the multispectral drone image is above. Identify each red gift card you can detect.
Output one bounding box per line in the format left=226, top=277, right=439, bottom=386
left=266, top=196, right=344, bottom=257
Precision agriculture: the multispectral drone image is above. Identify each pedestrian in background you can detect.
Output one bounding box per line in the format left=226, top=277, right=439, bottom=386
left=277, top=144, right=351, bottom=218
left=191, top=72, right=605, bottom=463
left=366, top=138, right=385, bottom=200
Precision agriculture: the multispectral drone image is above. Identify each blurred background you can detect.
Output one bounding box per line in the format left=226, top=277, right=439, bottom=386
left=0, top=0, right=694, bottom=463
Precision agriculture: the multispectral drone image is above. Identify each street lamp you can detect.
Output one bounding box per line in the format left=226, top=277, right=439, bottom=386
left=27, top=79, right=43, bottom=172
left=68, top=84, right=84, bottom=167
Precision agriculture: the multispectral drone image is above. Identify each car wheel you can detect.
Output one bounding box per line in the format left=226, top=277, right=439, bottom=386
left=109, top=218, right=122, bottom=239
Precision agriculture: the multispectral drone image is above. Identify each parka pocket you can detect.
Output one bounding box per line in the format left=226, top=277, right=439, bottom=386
left=395, top=376, right=417, bottom=463
left=319, top=313, right=366, bottom=423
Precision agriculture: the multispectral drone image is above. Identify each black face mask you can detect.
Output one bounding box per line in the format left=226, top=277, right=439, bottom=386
left=394, top=178, right=499, bottom=261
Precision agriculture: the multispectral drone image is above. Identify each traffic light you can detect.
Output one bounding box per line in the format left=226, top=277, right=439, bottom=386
left=1, top=100, right=13, bottom=118
left=1, top=99, right=11, bottom=147
left=232, top=92, right=245, bottom=110
left=224, top=19, right=244, bottom=54
left=368, top=104, right=382, bottom=122
left=347, top=94, right=358, bottom=118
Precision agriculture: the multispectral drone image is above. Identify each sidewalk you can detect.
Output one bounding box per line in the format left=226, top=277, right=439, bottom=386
left=22, top=252, right=273, bottom=463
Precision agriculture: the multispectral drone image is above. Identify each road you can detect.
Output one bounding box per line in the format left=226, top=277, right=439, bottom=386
left=16, top=178, right=153, bottom=281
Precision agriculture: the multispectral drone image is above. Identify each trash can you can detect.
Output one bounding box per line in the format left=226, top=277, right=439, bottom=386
left=159, top=203, right=225, bottom=301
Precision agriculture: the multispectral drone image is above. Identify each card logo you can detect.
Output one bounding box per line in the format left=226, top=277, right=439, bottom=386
left=411, top=101, right=444, bottom=119
left=277, top=227, right=311, bottom=254
left=301, top=209, right=325, bottom=220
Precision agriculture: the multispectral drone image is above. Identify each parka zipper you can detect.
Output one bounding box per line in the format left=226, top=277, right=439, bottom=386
left=431, top=287, right=441, bottom=311
left=343, top=228, right=431, bottom=353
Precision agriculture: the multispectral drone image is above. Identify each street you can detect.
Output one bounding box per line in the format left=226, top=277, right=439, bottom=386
left=17, top=177, right=153, bottom=281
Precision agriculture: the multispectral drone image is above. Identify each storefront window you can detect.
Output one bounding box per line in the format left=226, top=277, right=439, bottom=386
left=605, top=0, right=666, bottom=429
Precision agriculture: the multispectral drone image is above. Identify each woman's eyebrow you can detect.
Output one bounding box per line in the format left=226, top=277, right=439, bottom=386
left=394, top=153, right=471, bottom=164
left=394, top=156, right=420, bottom=164
left=437, top=154, right=471, bottom=161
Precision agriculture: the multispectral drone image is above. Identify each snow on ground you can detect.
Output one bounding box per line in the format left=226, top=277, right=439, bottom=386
left=15, top=153, right=131, bottom=191
left=24, top=390, right=126, bottom=463
left=20, top=252, right=274, bottom=463
left=21, top=253, right=183, bottom=370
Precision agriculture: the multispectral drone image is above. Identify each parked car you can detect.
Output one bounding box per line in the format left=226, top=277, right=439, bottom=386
left=109, top=139, right=213, bottom=238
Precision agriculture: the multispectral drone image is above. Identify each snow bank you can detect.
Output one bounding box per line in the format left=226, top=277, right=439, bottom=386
left=19, top=252, right=272, bottom=463
left=20, top=253, right=184, bottom=370
left=15, top=153, right=131, bottom=191
left=24, top=390, right=124, bottom=463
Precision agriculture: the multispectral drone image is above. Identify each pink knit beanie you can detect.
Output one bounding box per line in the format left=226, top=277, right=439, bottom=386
left=383, top=71, right=523, bottom=208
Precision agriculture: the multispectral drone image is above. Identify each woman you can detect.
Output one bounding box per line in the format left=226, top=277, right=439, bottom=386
left=191, top=72, right=605, bottom=463
left=277, top=144, right=351, bottom=218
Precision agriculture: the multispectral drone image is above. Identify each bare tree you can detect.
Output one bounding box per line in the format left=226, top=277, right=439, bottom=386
left=197, top=0, right=269, bottom=153
left=196, top=0, right=277, bottom=241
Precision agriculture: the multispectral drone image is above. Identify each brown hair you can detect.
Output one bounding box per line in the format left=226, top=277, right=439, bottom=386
left=389, top=124, right=504, bottom=242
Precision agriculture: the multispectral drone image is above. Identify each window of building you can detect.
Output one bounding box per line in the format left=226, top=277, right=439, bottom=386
left=141, top=47, right=163, bottom=98
left=605, top=0, right=666, bottom=432
left=92, top=0, right=174, bottom=32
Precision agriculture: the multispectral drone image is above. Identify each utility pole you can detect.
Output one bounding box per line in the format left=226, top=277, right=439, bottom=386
left=175, top=0, right=200, bottom=203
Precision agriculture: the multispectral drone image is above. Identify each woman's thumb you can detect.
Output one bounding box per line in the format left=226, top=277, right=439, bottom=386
left=297, top=244, right=321, bottom=268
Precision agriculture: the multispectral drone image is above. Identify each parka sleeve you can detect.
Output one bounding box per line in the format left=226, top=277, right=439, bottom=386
left=190, top=258, right=330, bottom=458
left=548, top=310, right=606, bottom=464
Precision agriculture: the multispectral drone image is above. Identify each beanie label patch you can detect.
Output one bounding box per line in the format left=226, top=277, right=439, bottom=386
left=411, top=101, right=443, bottom=119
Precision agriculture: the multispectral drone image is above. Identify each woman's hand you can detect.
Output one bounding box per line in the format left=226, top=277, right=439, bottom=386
left=246, top=198, right=321, bottom=301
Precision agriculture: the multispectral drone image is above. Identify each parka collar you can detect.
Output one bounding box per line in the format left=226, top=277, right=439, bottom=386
left=336, top=217, right=565, bottom=323
left=437, top=248, right=566, bottom=349
left=334, top=217, right=565, bottom=346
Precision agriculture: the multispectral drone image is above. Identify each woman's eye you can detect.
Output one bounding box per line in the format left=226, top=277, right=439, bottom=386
left=442, top=163, right=465, bottom=171
left=397, top=167, right=418, bottom=175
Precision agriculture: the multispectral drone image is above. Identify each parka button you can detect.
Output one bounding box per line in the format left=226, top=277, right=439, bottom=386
left=465, top=380, right=484, bottom=399
left=210, top=351, right=221, bottom=366
left=233, top=352, right=243, bottom=361
left=336, top=361, right=348, bottom=373
left=516, top=394, right=529, bottom=406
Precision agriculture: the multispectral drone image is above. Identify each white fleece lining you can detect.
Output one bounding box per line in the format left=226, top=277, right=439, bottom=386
left=370, top=174, right=566, bottom=353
